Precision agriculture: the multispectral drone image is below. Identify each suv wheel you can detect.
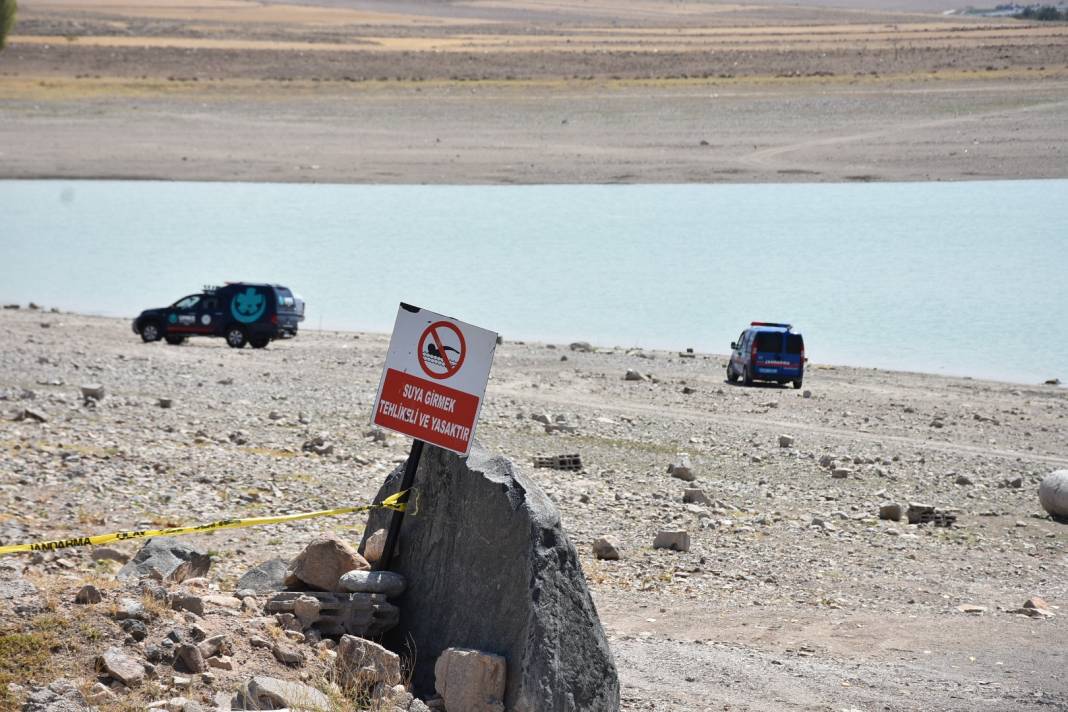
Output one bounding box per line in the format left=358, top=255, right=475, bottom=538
left=726, top=362, right=739, bottom=383
left=743, top=366, right=753, bottom=386
left=226, top=327, right=247, bottom=349
left=249, top=337, right=269, bottom=349
left=165, top=335, right=186, bottom=346
left=793, top=379, right=803, bottom=389
left=140, top=321, right=161, bottom=343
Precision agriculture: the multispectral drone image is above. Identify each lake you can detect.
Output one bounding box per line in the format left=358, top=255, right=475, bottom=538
left=1, top=179, right=1065, bottom=384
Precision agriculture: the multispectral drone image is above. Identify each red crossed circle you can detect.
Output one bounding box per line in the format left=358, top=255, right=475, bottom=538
left=417, top=321, right=466, bottom=380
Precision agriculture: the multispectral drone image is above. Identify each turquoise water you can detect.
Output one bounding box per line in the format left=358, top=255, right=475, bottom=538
left=1, top=179, right=1066, bottom=383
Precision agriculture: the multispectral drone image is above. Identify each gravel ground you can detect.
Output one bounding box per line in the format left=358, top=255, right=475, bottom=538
left=1, top=308, right=1066, bottom=710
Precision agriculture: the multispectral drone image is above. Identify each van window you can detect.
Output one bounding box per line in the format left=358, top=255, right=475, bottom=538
left=755, top=332, right=783, bottom=352
left=786, top=334, right=804, bottom=354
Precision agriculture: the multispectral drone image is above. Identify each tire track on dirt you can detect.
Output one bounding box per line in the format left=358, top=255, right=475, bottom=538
left=738, top=95, right=1068, bottom=173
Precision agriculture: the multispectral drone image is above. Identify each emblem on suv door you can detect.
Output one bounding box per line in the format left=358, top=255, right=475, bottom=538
left=231, top=287, right=266, bottom=324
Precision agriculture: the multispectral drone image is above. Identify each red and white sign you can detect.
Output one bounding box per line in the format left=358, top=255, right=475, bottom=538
left=371, top=304, right=497, bottom=455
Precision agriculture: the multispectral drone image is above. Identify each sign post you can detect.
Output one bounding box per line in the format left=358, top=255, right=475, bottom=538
left=370, top=303, right=497, bottom=570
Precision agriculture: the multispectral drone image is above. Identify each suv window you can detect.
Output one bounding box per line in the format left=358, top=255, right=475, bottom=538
left=275, top=287, right=297, bottom=310
left=173, top=295, right=201, bottom=310
left=755, top=332, right=783, bottom=352
left=786, top=334, right=804, bottom=354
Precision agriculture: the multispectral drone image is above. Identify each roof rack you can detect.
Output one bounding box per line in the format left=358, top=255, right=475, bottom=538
left=203, top=285, right=220, bottom=294
left=751, top=321, right=792, bottom=329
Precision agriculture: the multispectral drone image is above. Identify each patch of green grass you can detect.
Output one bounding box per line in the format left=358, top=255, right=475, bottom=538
left=0, top=628, right=58, bottom=708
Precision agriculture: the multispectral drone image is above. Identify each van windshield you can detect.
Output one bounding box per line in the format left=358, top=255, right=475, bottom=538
left=786, top=334, right=804, bottom=354
left=755, top=332, right=783, bottom=352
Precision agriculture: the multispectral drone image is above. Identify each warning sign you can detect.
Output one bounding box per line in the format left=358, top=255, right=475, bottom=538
left=371, top=304, right=497, bottom=455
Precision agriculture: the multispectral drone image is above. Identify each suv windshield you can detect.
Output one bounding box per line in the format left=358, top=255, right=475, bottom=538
left=786, top=334, right=804, bottom=354
left=173, top=295, right=201, bottom=310
left=755, top=332, right=783, bottom=352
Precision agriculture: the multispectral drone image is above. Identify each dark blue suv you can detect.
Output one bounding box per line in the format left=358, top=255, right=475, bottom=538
left=132, top=282, right=304, bottom=349
left=727, top=322, right=805, bottom=388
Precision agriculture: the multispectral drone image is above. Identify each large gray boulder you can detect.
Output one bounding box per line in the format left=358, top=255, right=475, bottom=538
left=1039, top=470, right=1068, bottom=517
left=116, top=538, right=210, bottom=583
left=363, top=443, right=619, bottom=712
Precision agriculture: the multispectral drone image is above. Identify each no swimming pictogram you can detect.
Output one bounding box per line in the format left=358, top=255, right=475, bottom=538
left=418, top=321, right=466, bottom=380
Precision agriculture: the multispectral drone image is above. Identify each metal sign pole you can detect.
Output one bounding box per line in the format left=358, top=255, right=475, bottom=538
left=375, top=438, right=424, bottom=571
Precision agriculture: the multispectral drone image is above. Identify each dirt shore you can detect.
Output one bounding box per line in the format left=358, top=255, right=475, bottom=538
left=1, top=0, right=1067, bottom=183
left=1, top=308, right=1066, bottom=710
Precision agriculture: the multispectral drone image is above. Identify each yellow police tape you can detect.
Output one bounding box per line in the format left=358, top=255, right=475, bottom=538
left=0, top=490, right=410, bottom=556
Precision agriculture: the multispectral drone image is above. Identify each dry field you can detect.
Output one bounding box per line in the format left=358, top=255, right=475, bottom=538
left=1, top=0, right=1066, bottom=183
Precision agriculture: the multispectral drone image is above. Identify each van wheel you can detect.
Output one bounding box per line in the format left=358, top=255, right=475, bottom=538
left=249, top=337, right=269, bottom=349
left=165, top=335, right=186, bottom=346
left=793, top=380, right=803, bottom=389
left=226, top=327, right=247, bottom=349
left=743, top=367, right=753, bottom=386
left=726, top=363, right=739, bottom=383
left=140, top=321, right=161, bottom=343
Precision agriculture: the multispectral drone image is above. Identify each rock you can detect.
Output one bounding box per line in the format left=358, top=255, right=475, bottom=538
left=23, top=679, right=93, bottom=712
left=360, top=444, right=619, bottom=710
left=75, top=584, right=103, bottom=604
left=955, top=474, right=974, bottom=486
left=569, top=342, right=593, bottom=352
left=956, top=604, right=987, bottom=615
left=13, top=407, right=47, bottom=423
left=906, top=503, right=936, bottom=524
left=96, top=647, right=145, bottom=687
left=667, top=454, right=695, bottom=481
left=530, top=413, right=552, bottom=425
left=272, top=642, right=305, bottom=665
left=112, top=596, right=151, bottom=622
left=778, top=434, right=794, bottom=448
left=1024, top=596, right=1051, bottom=611
left=158, top=398, right=173, bottom=409
left=285, top=534, right=369, bottom=592
left=91, top=547, right=129, bottom=564
left=818, top=454, right=834, bottom=468
left=803, top=389, right=812, bottom=398
left=208, top=655, right=234, bottom=671
left=1045, top=378, right=1061, bottom=386
left=682, top=488, right=711, bottom=506
left=362, top=528, right=388, bottom=564
left=80, top=384, right=106, bottom=401
left=592, top=536, right=621, bottom=560
left=831, top=468, right=852, bottom=479
left=121, top=619, right=148, bottom=641
left=1039, top=470, right=1068, bottom=517
left=117, top=538, right=211, bottom=583
left=653, top=530, right=691, bottom=552
left=336, top=634, right=402, bottom=690
left=301, top=435, right=334, bottom=456
left=623, top=369, right=647, bottom=382
left=878, top=503, right=903, bottom=521
left=197, top=635, right=230, bottom=659
left=236, top=558, right=289, bottom=594
left=434, top=648, right=507, bottom=712
left=175, top=644, right=207, bottom=674
left=292, top=594, right=321, bottom=629
left=171, top=593, right=205, bottom=616
left=238, top=676, right=331, bottom=712
left=338, top=570, right=407, bottom=597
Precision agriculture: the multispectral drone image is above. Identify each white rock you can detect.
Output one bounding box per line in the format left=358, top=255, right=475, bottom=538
left=1039, top=470, right=1068, bottom=517
left=434, top=647, right=506, bottom=712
